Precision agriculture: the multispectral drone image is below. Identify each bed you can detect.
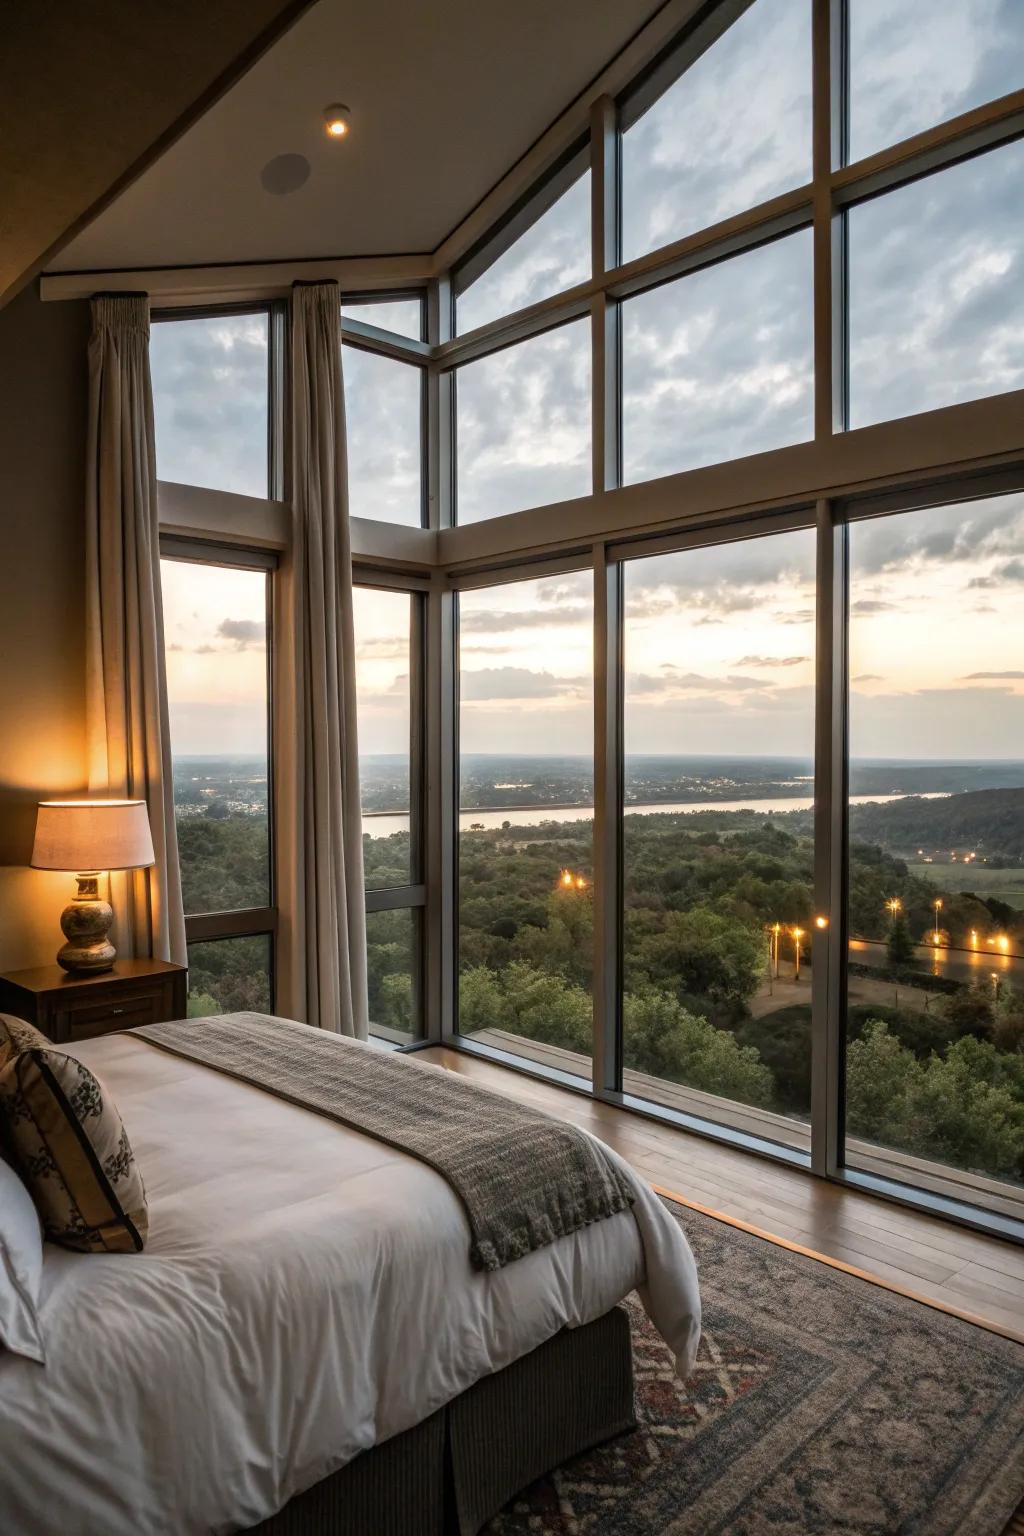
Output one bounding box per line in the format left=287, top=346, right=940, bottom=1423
left=0, top=1022, right=701, bottom=1535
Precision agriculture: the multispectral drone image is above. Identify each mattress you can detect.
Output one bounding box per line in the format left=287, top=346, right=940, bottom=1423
left=0, top=1029, right=701, bottom=1535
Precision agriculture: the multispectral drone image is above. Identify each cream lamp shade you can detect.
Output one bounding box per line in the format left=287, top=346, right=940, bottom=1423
left=31, top=800, right=156, bottom=873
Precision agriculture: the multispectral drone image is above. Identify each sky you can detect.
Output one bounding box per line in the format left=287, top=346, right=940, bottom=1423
left=151, top=0, right=1024, bottom=761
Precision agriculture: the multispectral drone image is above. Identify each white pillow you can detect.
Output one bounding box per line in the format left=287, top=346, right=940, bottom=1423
left=0, top=1157, right=45, bottom=1363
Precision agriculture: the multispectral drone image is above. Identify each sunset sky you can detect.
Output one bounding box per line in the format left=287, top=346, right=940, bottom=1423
left=154, top=0, right=1023, bottom=767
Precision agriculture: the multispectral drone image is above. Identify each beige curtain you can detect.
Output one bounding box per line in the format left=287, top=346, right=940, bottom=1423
left=275, top=282, right=368, bottom=1037
left=85, top=294, right=186, bottom=965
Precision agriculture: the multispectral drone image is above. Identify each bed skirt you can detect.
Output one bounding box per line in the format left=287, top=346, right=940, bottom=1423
left=246, top=1304, right=636, bottom=1536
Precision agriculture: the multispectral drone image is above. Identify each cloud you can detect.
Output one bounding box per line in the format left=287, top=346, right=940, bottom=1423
left=354, top=637, right=410, bottom=660
left=734, top=655, right=808, bottom=668
left=630, top=669, right=770, bottom=695
left=217, top=618, right=264, bottom=649
left=852, top=673, right=884, bottom=683
left=850, top=599, right=894, bottom=615
left=460, top=667, right=588, bottom=701
left=460, top=606, right=590, bottom=634
left=961, top=670, right=1024, bottom=680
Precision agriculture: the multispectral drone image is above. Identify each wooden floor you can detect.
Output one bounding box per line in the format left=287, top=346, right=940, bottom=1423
left=418, top=1045, right=1024, bottom=1344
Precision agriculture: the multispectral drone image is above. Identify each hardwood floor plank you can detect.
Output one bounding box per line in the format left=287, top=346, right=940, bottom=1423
left=417, top=1046, right=1023, bottom=1338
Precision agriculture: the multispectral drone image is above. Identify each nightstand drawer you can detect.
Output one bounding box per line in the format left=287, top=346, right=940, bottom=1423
left=61, top=993, right=162, bottom=1039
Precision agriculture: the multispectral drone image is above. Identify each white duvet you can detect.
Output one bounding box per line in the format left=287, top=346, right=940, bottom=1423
left=0, top=1031, right=701, bottom=1536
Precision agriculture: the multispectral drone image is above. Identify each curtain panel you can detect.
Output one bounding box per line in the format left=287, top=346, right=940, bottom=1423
left=276, top=282, right=369, bottom=1037
left=84, top=294, right=186, bottom=966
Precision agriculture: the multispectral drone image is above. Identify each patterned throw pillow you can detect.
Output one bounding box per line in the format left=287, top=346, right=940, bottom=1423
left=0, top=1014, right=48, bottom=1070
left=0, top=1027, right=147, bottom=1254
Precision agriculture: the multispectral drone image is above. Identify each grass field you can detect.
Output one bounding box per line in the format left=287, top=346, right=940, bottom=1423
left=908, top=862, right=1024, bottom=909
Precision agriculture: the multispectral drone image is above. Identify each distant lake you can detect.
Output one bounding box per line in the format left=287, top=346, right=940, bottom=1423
left=362, top=790, right=951, bottom=838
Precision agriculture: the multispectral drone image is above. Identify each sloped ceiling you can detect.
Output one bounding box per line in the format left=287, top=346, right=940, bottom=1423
left=47, top=0, right=664, bottom=275
left=0, top=0, right=316, bottom=306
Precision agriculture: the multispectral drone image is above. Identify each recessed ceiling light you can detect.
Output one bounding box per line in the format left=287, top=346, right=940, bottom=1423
left=323, top=103, right=351, bottom=140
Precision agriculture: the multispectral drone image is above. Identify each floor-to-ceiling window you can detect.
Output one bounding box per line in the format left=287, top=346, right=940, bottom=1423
left=456, top=571, right=594, bottom=1079
left=353, top=580, right=425, bottom=1043
left=621, top=527, right=818, bottom=1147
left=160, top=545, right=277, bottom=1015
left=842, top=489, right=1024, bottom=1216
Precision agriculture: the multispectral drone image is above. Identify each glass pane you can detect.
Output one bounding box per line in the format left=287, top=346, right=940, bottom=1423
left=186, top=935, right=272, bottom=1017
left=457, top=172, right=591, bottom=335
left=848, top=141, right=1024, bottom=429
left=161, top=559, right=270, bottom=915
left=622, top=230, right=813, bottom=484
left=151, top=313, right=268, bottom=498
left=458, top=572, right=595, bottom=1077
left=621, top=0, right=812, bottom=263
left=341, top=296, right=423, bottom=339
left=354, top=586, right=414, bottom=891
left=849, top=0, right=1024, bottom=164
left=343, top=346, right=423, bottom=526
left=622, top=530, right=817, bottom=1149
left=844, top=491, right=1024, bottom=1216
left=366, top=908, right=421, bottom=1044
left=456, top=320, right=591, bottom=523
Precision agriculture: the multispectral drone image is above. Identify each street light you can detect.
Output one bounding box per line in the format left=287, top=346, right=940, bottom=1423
left=886, top=897, right=902, bottom=920
left=791, top=926, right=804, bottom=982
left=932, top=898, right=942, bottom=944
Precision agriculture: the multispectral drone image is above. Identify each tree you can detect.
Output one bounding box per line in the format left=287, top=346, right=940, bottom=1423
left=886, top=912, right=915, bottom=968
left=623, top=988, right=774, bottom=1107
left=846, top=1020, right=1024, bottom=1180
left=626, top=905, right=765, bottom=1015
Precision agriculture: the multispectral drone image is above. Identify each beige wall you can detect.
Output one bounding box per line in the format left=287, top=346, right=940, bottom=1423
left=0, top=285, right=90, bottom=970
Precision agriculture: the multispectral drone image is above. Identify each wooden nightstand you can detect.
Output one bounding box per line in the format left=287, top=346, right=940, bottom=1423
left=0, top=959, right=188, bottom=1045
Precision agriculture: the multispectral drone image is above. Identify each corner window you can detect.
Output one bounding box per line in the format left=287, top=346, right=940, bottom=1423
left=848, top=140, right=1024, bottom=428
left=621, top=0, right=812, bottom=263
left=354, top=581, right=425, bottom=1043
left=160, top=543, right=277, bottom=1016
left=849, top=0, right=1024, bottom=164
left=151, top=311, right=269, bottom=498
left=622, top=229, right=814, bottom=483
left=456, top=171, right=591, bottom=335
left=455, top=320, right=591, bottom=523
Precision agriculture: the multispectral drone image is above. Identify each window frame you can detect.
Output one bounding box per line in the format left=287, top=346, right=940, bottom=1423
left=340, top=290, right=430, bottom=530
left=354, top=566, right=429, bottom=1044
left=151, top=302, right=280, bottom=501
left=159, top=534, right=280, bottom=1008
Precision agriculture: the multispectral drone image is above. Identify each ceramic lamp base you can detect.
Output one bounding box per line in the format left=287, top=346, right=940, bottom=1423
left=57, top=872, right=116, bottom=974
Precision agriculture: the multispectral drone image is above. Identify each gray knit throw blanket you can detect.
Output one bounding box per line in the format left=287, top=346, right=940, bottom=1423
left=133, top=1013, right=635, bottom=1270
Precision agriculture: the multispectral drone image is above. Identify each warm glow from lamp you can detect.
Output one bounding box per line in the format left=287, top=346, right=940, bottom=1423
left=560, top=869, right=574, bottom=889
left=814, top=915, right=828, bottom=929
left=31, top=800, right=155, bottom=974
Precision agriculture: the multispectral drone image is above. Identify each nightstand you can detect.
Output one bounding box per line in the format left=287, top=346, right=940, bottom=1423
left=0, top=959, right=188, bottom=1045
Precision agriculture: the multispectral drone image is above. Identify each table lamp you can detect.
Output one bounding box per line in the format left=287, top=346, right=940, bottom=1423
left=31, top=800, right=156, bottom=974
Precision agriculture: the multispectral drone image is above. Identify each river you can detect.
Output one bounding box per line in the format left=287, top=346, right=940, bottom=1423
left=362, top=790, right=950, bottom=838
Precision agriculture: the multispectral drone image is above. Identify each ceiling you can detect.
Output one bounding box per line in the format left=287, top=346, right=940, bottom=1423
left=49, top=0, right=665, bottom=275
left=0, top=0, right=315, bottom=305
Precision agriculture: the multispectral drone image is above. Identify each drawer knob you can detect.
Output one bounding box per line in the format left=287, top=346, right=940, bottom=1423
left=111, top=1007, right=125, bottom=1016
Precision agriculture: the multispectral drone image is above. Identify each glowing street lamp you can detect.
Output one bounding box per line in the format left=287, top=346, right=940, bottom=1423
left=995, top=933, right=1010, bottom=954
left=791, top=926, right=804, bottom=982
left=886, top=897, right=902, bottom=921
left=932, top=898, right=942, bottom=943
left=559, top=869, right=574, bottom=890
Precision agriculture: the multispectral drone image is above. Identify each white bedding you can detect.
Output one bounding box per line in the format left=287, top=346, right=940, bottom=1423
left=0, top=1030, right=701, bottom=1536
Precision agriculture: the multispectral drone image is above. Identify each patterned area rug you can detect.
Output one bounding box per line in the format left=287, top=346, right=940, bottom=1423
left=486, top=1198, right=1024, bottom=1536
